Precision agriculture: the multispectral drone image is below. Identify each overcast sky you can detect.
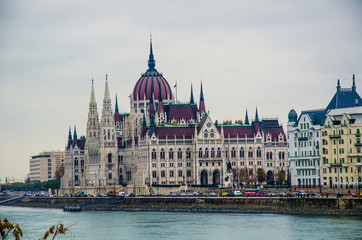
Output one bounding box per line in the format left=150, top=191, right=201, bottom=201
left=0, top=0, right=361, bottom=183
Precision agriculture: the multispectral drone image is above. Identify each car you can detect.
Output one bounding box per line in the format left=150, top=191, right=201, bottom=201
left=129, top=193, right=136, bottom=197
left=268, top=192, right=276, bottom=197
left=279, top=192, right=287, bottom=197
left=209, top=192, right=217, bottom=197
left=234, top=191, right=242, bottom=196
left=118, top=192, right=125, bottom=197
left=299, top=191, right=306, bottom=196
left=199, top=192, right=206, bottom=196
left=179, top=193, right=187, bottom=197
left=170, top=193, right=177, bottom=197
left=192, top=192, right=199, bottom=196
left=221, top=192, right=228, bottom=196
left=336, top=192, right=344, bottom=198
left=311, top=192, right=318, bottom=197
left=347, top=192, right=355, bottom=196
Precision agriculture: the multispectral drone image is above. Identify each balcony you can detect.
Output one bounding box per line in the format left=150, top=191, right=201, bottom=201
left=348, top=153, right=362, bottom=157
left=356, top=133, right=361, bottom=137
left=355, top=142, right=362, bottom=147
left=329, top=134, right=341, bottom=139
left=298, top=137, right=308, bottom=141
left=330, top=163, right=342, bottom=167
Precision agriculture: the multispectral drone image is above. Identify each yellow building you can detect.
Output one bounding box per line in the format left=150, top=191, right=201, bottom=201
left=29, top=150, right=65, bottom=182
left=321, top=106, right=362, bottom=192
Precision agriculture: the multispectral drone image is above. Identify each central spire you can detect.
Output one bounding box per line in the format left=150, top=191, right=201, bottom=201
left=148, top=35, right=156, bottom=71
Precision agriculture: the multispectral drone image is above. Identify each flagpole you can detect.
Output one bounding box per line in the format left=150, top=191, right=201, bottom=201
left=175, top=81, right=178, bottom=103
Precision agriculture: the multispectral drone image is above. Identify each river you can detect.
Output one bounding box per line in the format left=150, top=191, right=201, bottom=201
left=0, top=206, right=361, bottom=239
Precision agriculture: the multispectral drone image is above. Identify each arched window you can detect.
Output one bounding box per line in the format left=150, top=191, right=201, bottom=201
left=186, top=148, right=191, bottom=159
left=74, top=158, right=79, bottom=167
left=248, top=147, right=253, bottom=158
left=204, top=130, right=208, bottom=138
left=118, top=155, right=121, bottom=163
left=205, top=148, right=209, bottom=158
left=282, top=152, right=285, bottom=159
left=211, top=148, right=215, bottom=158
left=108, top=153, right=112, bottom=163
left=231, top=147, right=236, bottom=158
left=169, top=149, right=174, bottom=159
left=160, top=149, right=165, bottom=159
left=108, top=172, right=112, bottom=179
left=217, top=148, right=221, bottom=158
left=240, top=148, right=244, bottom=158
left=178, top=148, right=182, bottom=159
left=199, top=148, right=203, bottom=158
left=152, top=149, right=157, bottom=160
left=108, top=129, right=111, bottom=140
left=278, top=152, right=282, bottom=159
left=257, top=147, right=261, bottom=158
left=210, top=129, right=214, bottom=138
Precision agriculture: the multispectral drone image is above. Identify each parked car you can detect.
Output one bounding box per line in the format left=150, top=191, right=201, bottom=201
left=199, top=192, right=206, bottom=196
left=279, top=192, right=287, bottom=197
left=268, top=192, right=276, bottom=197
left=234, top=191, right=242, bottom=196
left=299, top=191, right=306, bottom=196
left=336, top=192, right=344, bottom=198
left=209, top=192, right=217, bottom=197
left=311, top=192, right=318, bottom=197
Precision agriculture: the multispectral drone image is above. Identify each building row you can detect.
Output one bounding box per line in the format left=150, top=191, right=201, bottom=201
left=287, top=76, right=362, bottom=191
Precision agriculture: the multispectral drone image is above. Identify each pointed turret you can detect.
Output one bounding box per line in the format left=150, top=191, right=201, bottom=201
left=115, top=94, right=119, bottom=113
left=337, top=79, right=341, bottom=92
left=190, top=84, right=195, bottom=104
left=104, top=74, right=111, bottom=100
left=142, top=112, right=147, bottom=127
left=148, top=36, right=156, bottom=71
left=157, top=85, right=164, bottom=114
left=352, top=74, right=356, bottom=92
left=245, top=109, right=249, bottom=125
left=254, top=107, right=259, bottom=123
left=90, top=79, right=96, bottom=103
left=67, top=127, right=72, bottom=148
left=199, top=82, right=206, bottom=116
left=149, top=79, right=155, bottom=116
left=73, top=126, right=78, bottom=147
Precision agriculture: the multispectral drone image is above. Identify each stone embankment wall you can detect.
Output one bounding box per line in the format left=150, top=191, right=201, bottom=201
left=7, top=196, right=362, bottom=216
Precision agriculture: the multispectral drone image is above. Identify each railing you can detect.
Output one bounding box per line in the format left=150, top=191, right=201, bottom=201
left=330, top=163, right=342, bottom=167
left=355, top=133, right=360, bottom=137
left=355, top=142, right=362, bottom=147
left=298, top=137, right=308, bottom=141
left=329, top=134, right=341, bottom=139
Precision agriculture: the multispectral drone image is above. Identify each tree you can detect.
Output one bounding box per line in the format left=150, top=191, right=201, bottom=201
left=1, top=218, right=68, bottom=240
left=54, top=166, right=64, bottom=180
left=276, top=168, right=286, bottom=185
left=256, top=168, right=267, bottom=184
left=240, top=167, right=249, bottom=184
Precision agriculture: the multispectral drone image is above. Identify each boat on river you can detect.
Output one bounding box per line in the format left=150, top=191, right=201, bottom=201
left=63, top=205, right=81, bottom=212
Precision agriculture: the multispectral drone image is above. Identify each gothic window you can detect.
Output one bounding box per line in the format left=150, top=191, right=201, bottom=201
left=108, top=153, right=112, bottom=163
left=205, top=148, right=209, bottom=158
left=178, top=148, right=182, bottom=159
left=270, top=152, right=273, bottom=160
left=211, top=148, right=215, bottom=158
left=257, top=147, right=261, bottom=158
left=108, top=172, right=112, bottom=179
left=152, top=171, right=157, bottom=178
left=187, top=170, right=192, bottom=177
left=199, top=148, right=203, bottom=158
left=160, top=149, right=165, bottom=159
left=161, top=171, right=165, bottom=177
left=74, top=158, right=79, bottom=167
left=118, top=155, right=121, bottom=163
left=204, top=130, right=208, bottom=138
left=217, top=148, right=221, bottom=158
left=169, top=149, right=174, bottom=159
left=81, top=159, right=84, bottom=166
left=248, top=147, right=253, bottom=158
left=104, top=129, right=106, bottom=140
left=231, top=147, right=236, bottom=158
left=210, top=129, right=214, bottom=138
left=152, top=149, right=157, bottom=160
left=178, top=170, right=183, bottom=177
left=278, top=152, right=282, bottom=159
left=108, top=129, right=111, bottom=140
left=240, top=148, right=244, bottom=158
left=186, top=148, right=191, bottom=159
left=170, top=170, right=174, bottom=177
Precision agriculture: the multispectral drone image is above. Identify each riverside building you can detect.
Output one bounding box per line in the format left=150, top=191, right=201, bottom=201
left=321, top=106, right=362, bottom=190
left=29, top=150, right=65, bottom=182
left=61, top=40, right=288, bottom=195
left=287, top=75, right=362, bottom=189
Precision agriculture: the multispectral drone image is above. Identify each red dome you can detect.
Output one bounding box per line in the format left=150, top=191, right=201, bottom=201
left=133, top=70, right=172, bottom=101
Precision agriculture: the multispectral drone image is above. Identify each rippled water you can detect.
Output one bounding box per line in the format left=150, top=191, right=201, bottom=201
left=0, top=206, right=361, bottom=240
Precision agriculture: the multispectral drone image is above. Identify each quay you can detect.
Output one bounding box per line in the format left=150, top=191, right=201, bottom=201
left=3, top=196, right=362, bottom=216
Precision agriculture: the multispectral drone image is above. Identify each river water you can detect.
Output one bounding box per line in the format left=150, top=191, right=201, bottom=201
left=0, top=206, right=361, bottom=240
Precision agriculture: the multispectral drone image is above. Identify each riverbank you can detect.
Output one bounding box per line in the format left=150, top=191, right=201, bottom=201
left=4, top=196, right=362, bottom=216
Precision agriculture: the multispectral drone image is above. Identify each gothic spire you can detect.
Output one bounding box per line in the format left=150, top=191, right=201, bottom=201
left=199, top=82, right=206, bottom=115
left=73, top=126, right=78, bottom=146
left=90, top=78, right=96, bottom=103
left=254, top=107, right=259, bottom=123
left=67, top=127, right=72, bottom=147
left=142, top=112, right=147, bottom=127
left=190, top=84, right=195, bottom=104
left=245, top=109, right=249, bottom=125
left=104, top=74, right=110, bottom=100
left=115, top=94, right=119, bottom=113
left=148, top=36, right=156, bottom=70
left=337, top=79, right=341, bottom=92
left=352, top=74, right=356, bottom=92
